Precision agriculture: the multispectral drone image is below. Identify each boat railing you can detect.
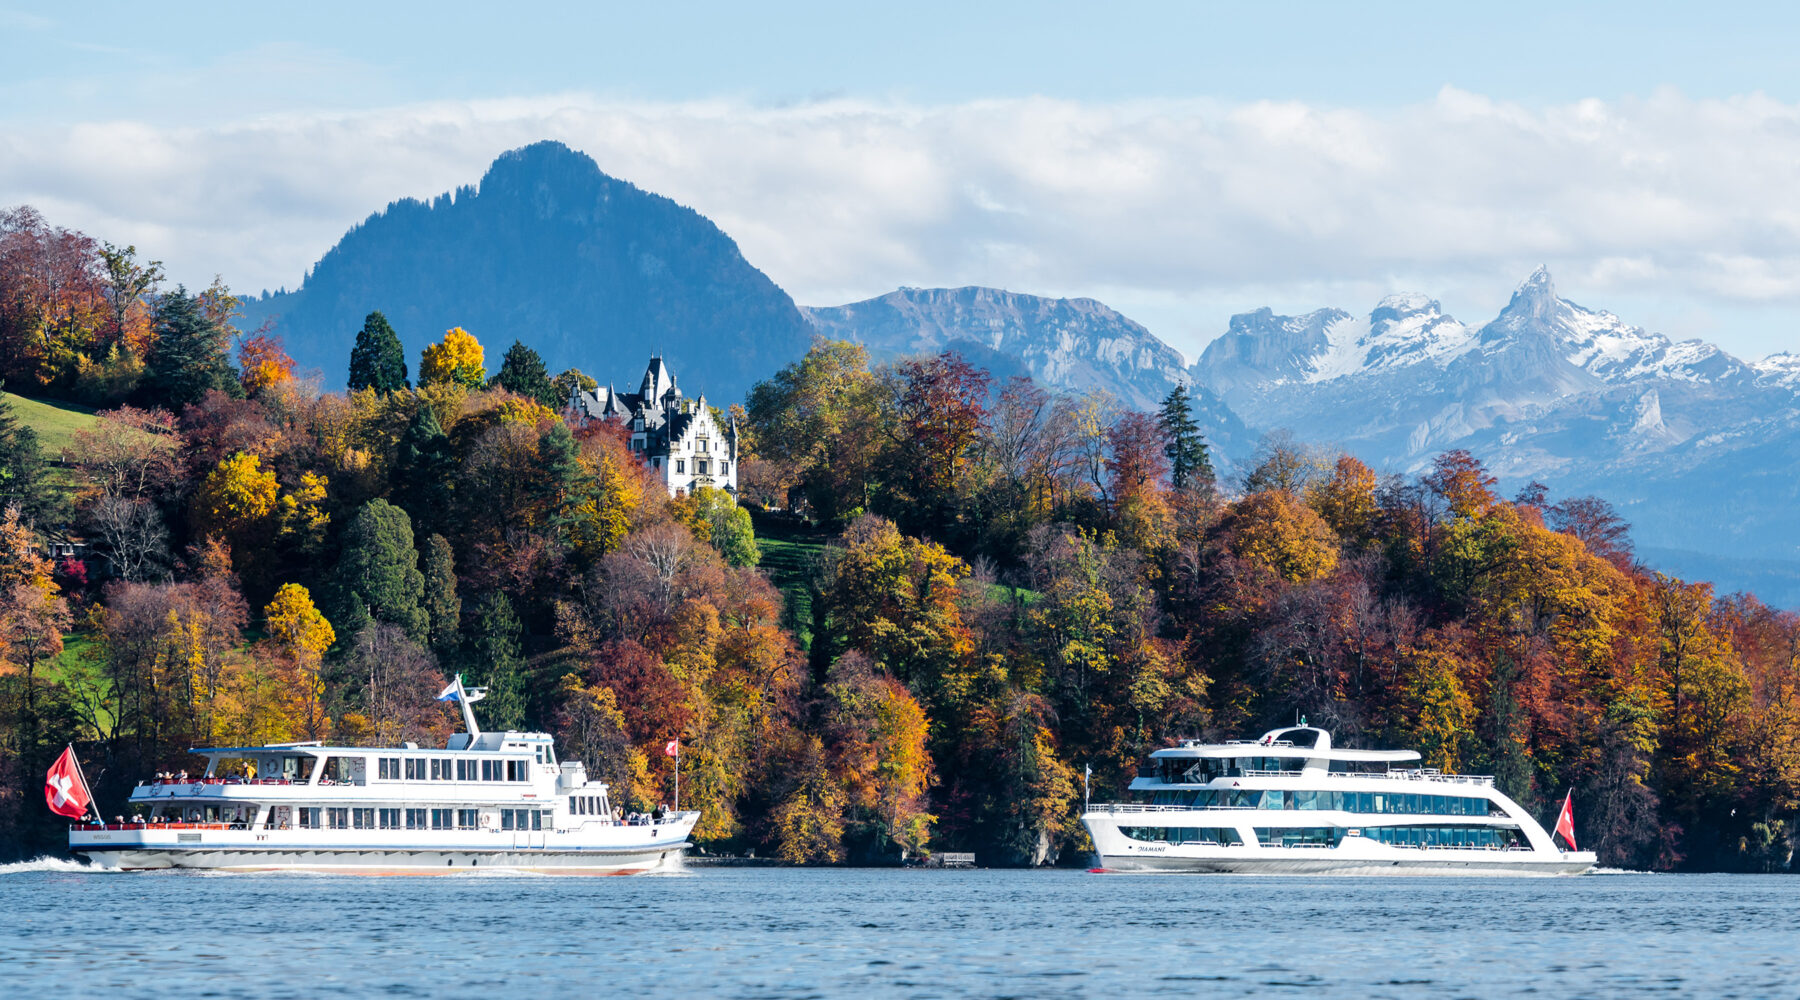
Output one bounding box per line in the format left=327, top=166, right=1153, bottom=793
left=1085, top=802, right=1253, bottom=814
left=1325, top=770, right=1495, bottom=787
left=70, top=822, right=238, bottom=831
left=137, top=777, right=296, bottom=786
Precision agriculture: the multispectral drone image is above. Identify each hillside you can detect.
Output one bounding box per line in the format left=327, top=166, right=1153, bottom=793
left=0, top=391, right=100, bottom=459
left=241, top=141, right=817, bottom=404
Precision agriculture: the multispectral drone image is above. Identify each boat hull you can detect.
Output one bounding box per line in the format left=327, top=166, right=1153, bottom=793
left=73, top=845, right=687, bottom=875
left=1095, top=852, right=1595, bottom=876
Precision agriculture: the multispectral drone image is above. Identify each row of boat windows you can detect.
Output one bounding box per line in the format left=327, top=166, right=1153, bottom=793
left=294, top=807, right=551, bottom=830
left=375, top=758, right=531, bottom=782
left=571, top=796, right=609, bottom=816
left=1147, top=789, right=1500, bottom=816
left=1122, top=826, right=1524, bottom=849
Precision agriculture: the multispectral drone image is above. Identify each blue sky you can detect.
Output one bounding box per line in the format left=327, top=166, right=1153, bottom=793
left=5, top=1, right=1800, bottom=360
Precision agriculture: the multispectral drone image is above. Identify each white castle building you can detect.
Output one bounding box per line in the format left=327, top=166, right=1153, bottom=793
left=567, top=357, right=739, bottom=496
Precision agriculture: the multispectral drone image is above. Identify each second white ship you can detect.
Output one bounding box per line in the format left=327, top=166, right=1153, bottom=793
left=1084, top=724, right=1595, bottom=875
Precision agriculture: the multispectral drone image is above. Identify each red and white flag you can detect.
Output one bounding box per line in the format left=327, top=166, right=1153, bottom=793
left=44, top=745, right=94, bottom=820
left=664, top=739, right=680, bottom=758
left=1553, top=790, right=1577, bottom=851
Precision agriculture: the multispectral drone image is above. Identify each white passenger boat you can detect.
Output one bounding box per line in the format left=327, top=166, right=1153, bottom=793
left=69, top=678, right=699, bottom=874
left=1083, top=725, right=1596, bottom=875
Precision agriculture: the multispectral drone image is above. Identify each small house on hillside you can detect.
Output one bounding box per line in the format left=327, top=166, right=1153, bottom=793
left=567, top=357, right=739, bottom=497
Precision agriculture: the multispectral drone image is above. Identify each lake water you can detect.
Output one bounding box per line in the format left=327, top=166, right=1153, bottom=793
left=1, top=858, right=1792, bottom=998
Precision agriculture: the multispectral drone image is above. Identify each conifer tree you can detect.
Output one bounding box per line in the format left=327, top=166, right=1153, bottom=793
left=331, top=499, right=428, bottom=642
left=0, top=395, right=46, bottom=524
left=144, top=286, right=235, bottom=407
left=347, top=311, right=408, bottom=392
left=394, top=404, right=453, bottom=535
left=1156, top=385, right=1213, bottom=490
left=463, top=591, right=525, bottom=731
left=420, top=533, right=461, bottom=656
left=491, top=339, right=558, bottom=408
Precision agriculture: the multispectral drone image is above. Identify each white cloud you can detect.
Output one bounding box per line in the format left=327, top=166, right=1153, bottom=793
left=6, top=88, right=1800, bottom=359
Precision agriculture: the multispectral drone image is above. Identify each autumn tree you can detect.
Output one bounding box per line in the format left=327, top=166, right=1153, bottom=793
left=1222, top=490, right=1340, bottom=583
left=263, top=583, right=336, bottom=739
left=347, top=310, right=408, bottom=392
left=879, top=351, right=990, bottom=536
left=419, top=326, right=485, bottom=389
left=236, top=331, right=295, bottom=397
left=744, top=338, right=887, bottom=523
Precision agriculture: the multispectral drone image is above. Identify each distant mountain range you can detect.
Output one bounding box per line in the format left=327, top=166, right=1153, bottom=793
left=245, top=142, right=1800, bottom=604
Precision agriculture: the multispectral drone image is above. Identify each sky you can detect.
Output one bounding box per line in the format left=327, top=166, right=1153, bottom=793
left=5, top=0, right=1800, bottom=362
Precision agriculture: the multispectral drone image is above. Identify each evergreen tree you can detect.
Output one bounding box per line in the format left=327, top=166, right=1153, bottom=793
left=532, top=421, right=588, bottom=539
left=491, top=339, right=558, bottom=408
left=462, top=591, right=525, bottom=731
left=1156, top=386, right=1213, bottom=490
left=394, top=403, right=453, bottom=535
left=0, top=395, right=46, bottom=524
left=347, top=311, right=408, bottom=392
left=143, top=286, right=235, bottom=407
left=420, top=533, right=461, bottom=657
left=331, top=499, right=429, bottom=642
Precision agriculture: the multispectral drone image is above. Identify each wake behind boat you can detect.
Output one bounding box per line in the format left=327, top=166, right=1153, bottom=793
left=67, top=677, right=698, bottom=874
left=1083, top=724, right=1596, bottom=875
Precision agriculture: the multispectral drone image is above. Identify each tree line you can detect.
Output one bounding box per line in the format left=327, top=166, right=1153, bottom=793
left=0, top=205, right=1794, bottom=870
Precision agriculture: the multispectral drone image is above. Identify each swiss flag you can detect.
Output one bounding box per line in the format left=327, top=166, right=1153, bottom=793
left=1553, top=790, right=1577, bottom=851
left=664, top=739, right=680, bottom=758
left=44, top=746, right=93, bottom=820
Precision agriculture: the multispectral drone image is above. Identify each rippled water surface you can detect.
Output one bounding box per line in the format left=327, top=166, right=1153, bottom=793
left=1, top=860, right=1791, bottom=998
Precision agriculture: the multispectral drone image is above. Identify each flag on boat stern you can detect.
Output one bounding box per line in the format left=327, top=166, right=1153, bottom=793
left=437, top=681, right=460, bottom=702
left=45, top=745, right=94, bottom=819
left=1553, top=790, right=1577, bottom=851
left=664, top=739, right=680, bottom=757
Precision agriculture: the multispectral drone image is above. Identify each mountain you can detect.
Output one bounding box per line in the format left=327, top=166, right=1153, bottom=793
left=1191, top=267, right=1800, bottom=604
left=803, top=285, right=1252, bottom=462
left=241, top=141, right=816, bottom=403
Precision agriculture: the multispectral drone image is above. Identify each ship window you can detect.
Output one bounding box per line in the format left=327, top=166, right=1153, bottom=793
left=327, top=808, right=349, bottom=829
left=379, top=808, right=401, bottom=829
left=457, top=809, right=479, bottom=830
left=406, top=809, right=427, bottom=830
left=405, top=758, right=424, bottom=780
left=1122, top=827, right=1243, bottom=845
left=430, top=809, right=452, bottom=830
left=298, top=807, right=321, bottom=829
left=1253, top=827, right=1341, bottom=848
left=501, top=810, right=515, bottom=831
left=531, top=811, right=543, bottom=831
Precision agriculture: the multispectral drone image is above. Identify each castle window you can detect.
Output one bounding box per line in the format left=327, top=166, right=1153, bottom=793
left=676, top=459, right=685, bottom=474
left=698, top=439, right=708, bottom=452
left=720, top=461, right=729, bottom=476
left=697, top=460, right=709, bottom=475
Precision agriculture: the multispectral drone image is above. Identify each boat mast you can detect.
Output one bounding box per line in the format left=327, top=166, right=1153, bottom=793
left=444, top=674, right=488, bottom=739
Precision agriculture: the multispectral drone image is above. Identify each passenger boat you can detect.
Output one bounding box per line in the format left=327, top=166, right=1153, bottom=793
left=1083, top=724, right=1596, bottom=875
left=69, top=677, right=699, bottom=874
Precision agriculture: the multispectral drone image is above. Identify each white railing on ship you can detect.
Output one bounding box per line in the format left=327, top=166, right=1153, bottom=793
left=1085, top=803, right=1253, bottom=814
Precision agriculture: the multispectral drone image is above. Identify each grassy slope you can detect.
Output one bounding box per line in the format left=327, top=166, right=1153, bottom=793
left=751, top=511, right=825, bottom=649
left=0, top=391, right=102, bottom=459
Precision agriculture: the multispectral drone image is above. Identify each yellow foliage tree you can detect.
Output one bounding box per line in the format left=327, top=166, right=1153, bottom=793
left=419, top=327, right=486, bottom=388
left=1225, top=489, right=1340, bottom=583
left=191, top=451, right=278, bottom=548
left=264, top=583, right=336, bottom=740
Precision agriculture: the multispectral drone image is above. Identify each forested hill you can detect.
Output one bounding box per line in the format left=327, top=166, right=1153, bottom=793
left=241, top=141, right=815, bottom=403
